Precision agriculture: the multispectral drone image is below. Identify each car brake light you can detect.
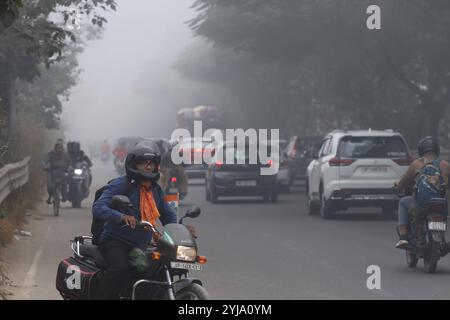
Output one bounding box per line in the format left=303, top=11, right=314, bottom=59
left=329, top=157, right=355, bottom=166
left=267, top=159, right=273, bottom=166
left=195, top=148, right=203, bottom=153
left=392, top=156, right=414, bottom=166
left=215, top=160, right=223, bottom=169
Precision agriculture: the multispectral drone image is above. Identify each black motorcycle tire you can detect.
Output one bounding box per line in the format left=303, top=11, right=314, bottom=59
left=205, top=182, right=211, bottom=201
left=71, top=183, right=82, bottom=208
left=53, top=185, right=60, bottom=217
left=210, top=187, right=218, bottom=204
left=175, top=283, right=209, bottom=300
left=405, top=250, right=418, bottom=268
left=423, top=240, right=439, bottom=273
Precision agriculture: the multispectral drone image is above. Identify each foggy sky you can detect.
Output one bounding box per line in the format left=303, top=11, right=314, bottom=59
left=61, top=0, right=199, bottom=146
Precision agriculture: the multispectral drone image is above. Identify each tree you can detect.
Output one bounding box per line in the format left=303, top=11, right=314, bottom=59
left=0, top=0, right=23, bottom=33
left=0, top=0, right=116, bottom=136
left=186, top=0, right=450, bottom=144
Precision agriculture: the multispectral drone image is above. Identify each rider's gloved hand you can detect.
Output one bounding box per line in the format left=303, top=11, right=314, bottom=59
left=186, top=224, right=197, bottom=238
left=121, top=215, right=137, bottom=229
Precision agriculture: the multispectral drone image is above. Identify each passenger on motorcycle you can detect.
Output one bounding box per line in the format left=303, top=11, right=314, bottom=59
left=92, top=145, right=196, bottom=300
left=394, top=136, right=450, bottom=249
left=43, top=141, right=73, bottom=204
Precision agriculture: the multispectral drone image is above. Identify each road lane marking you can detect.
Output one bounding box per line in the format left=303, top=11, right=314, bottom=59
left=22, top=224, right=52, bottom=299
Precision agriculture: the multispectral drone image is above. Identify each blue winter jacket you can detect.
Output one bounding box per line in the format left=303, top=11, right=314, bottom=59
left=92, top=176, right=178, bottom=248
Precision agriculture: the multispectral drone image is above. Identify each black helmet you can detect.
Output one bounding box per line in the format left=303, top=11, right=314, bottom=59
left=137, top=138, right=172, bottom=154
left=125, top=145, right=161, bottom=183
left=418, top=136, right=440, bottom=157
left=67, top=141, right=80, bottom=154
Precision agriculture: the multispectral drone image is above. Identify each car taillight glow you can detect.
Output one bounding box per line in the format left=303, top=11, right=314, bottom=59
left=329, top=157, right=355, bottom=166
left=392, top=156, right=415, bottom=166
left=171, top=177, right=177, bottom=183
left=215, top=160, right=223, bottom=169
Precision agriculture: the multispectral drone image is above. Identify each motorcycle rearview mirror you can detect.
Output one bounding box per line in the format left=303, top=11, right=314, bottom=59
left=185, top=206, right=201, bottom=218
left=111, top=195, right=133, bottom=209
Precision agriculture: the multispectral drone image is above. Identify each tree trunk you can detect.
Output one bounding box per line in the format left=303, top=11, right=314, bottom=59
left=1, top=77, right=17, bottom=137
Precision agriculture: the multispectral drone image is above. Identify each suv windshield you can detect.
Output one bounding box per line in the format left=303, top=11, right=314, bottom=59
left=338, top=136, right=408, bottom=158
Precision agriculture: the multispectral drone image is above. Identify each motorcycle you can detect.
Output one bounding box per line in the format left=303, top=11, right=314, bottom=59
left=56, top=195, right=209, bottom=300
left=162, top=168, right=184, bottom=218
left=398, top=195, right=450, bottom=273
left=69, top=162, right=91, bottom=208
left=165, top=168, right=181, bottom=194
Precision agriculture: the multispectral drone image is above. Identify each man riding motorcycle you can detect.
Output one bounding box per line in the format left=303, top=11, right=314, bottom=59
left=43, top=141, right=73, bottom=204
left=394, top=136, right=450, bottom=249
left=67, top=141, right=93, bottom=187
left=92, top=145, right=196, bottom=300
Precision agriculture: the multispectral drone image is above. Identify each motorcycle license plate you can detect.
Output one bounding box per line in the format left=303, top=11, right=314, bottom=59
left=170, top=262, right=203, bottom=271
left=428, top=221, right=447, bottom=231
left=169, top=188, right=179, bottom=193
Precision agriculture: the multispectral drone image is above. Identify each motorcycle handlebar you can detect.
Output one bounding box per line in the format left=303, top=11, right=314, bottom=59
left=119, top=218, right=160, bottom=235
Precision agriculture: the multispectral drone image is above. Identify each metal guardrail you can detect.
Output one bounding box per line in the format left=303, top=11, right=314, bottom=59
left=0, top=156, right=31, bottom=205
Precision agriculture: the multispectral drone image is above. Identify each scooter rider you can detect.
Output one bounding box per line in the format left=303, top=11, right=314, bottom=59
left=394, top=136, right=450, bottom=249
left=92, top=145, right=196, bottom=299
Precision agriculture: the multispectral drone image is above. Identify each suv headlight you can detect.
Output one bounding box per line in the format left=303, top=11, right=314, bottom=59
left=176, top=246, right=197, bottom=262
left=74, top=169, right=83, bottom=175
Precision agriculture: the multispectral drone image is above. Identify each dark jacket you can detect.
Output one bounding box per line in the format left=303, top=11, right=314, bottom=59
left=44, top=151, right=72, bottom=171
left=92, top=176, right=178, bottom=248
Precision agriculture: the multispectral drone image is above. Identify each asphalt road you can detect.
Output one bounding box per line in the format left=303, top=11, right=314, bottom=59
left=3, top=159, right=450, bottom=299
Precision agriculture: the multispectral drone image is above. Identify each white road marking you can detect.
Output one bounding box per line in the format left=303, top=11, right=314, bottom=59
left=22, top=224, right=52, bottom=299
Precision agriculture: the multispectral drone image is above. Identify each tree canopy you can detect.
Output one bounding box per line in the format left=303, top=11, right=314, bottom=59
left=180, top=0, right=450, bottom=145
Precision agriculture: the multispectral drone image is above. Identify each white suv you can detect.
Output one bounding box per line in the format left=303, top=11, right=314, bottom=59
left=306, top=130, right=413, bottom=219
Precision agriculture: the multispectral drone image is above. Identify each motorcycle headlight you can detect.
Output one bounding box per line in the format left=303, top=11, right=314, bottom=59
left=176, top=246, right=197, bottom=262
left=74, top=169, right=83, bottom=175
